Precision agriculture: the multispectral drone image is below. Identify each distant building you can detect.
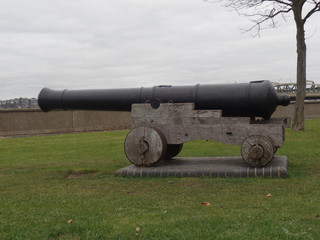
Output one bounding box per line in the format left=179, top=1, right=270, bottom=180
left=0, top=98, right=39, bottom=109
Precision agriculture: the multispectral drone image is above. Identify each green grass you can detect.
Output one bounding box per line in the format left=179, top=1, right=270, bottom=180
left=0, top=119, right=319, bottom=240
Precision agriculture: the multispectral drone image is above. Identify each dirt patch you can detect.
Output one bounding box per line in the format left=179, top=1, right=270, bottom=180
left=67, top=170, right=99, bottom=179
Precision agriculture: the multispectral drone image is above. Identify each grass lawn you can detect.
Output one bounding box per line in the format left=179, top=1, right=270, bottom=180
left=0, top=119, right=319, bottom=240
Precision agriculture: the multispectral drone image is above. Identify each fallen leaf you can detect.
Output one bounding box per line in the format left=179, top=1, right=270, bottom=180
left=201, top=202, right=211, bottom=206
left=67, top=219, right=74, bottom=224
left=266, top=193, right=273, bottom=197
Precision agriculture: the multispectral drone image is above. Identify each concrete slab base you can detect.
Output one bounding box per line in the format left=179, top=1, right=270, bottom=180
left=115, top=156, right=288, bottom=178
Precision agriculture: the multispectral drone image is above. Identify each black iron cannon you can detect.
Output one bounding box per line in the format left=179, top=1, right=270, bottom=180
left=38, top=80, right=289, bottom=119
left=38, top=80, right=291, bottom=168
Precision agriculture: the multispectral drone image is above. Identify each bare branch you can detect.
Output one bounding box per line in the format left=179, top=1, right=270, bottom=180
left=264, top=0, right=293, bottom=7
left=223, top=0, right=293, bottom=35
left=205, top=0, right=319, bottom=35
left=303, top=1, right=320, bottom=23
left=248, top=8, right=292, bottom=33
left=306, top=0, right=317, bottom=4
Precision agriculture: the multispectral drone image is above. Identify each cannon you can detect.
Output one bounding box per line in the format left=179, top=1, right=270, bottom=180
left=38, top=80, right=290, bottom=167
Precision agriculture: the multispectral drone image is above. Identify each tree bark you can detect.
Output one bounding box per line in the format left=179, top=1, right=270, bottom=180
left=292, top=8, right=307, bottom=131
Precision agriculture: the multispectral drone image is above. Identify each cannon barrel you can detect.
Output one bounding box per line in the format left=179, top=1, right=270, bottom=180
left=38, top=80, right=290, bottom=119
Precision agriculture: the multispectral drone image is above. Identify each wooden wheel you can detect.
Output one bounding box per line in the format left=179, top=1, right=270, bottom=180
left=241, top=135, right=274, bottom=167
left=124, top=126, right=167, bottom=166
left=164, top=144, right=183, bottom=159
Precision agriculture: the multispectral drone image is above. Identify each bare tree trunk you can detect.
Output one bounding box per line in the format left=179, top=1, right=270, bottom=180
left=292, top=12, right=306, bottom=131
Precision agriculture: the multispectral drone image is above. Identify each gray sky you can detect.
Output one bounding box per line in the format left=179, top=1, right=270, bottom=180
left=0, top=0, right=319, bottom=100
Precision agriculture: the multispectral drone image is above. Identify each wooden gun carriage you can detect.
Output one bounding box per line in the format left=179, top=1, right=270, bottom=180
left=126, top=102, right=290, bottom=167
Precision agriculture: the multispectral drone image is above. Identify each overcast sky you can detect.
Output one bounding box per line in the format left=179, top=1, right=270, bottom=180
left=0, top=0, right=319, bottom=100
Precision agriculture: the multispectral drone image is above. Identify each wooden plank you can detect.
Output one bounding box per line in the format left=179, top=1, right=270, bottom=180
left=131, top=103, right=222, bottom=118
left=131, top=123, right=284, bottom=147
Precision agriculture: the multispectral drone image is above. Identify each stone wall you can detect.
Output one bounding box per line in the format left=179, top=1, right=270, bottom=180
left=0, top=109, right=131, bottom=137
left=0, top=101, right=319, bottom=137
left=272, top=101, right=320, bottom=119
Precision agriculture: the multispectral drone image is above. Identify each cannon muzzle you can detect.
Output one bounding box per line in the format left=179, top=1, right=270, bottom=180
left=38, top=80, right=290, bottom=119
